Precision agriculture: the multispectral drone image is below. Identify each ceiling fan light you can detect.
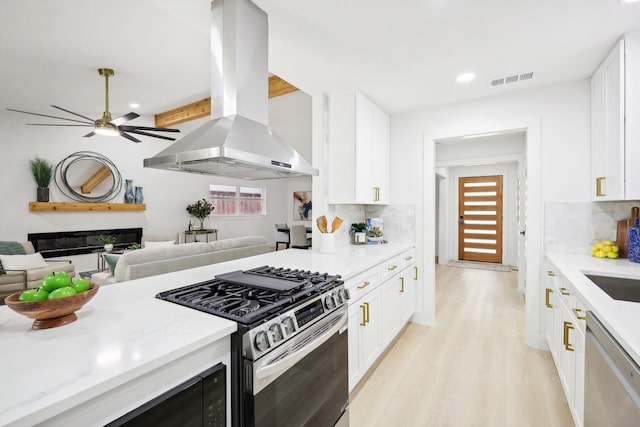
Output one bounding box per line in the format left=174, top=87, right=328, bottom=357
left=95, top=122, right=119, bottom=136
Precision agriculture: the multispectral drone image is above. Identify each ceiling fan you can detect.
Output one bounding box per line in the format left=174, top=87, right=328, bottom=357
left=7, top=68, right=180, bottom=143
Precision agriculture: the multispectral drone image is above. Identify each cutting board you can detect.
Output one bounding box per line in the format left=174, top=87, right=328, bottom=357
left=616, top=207, right=639, bottom=258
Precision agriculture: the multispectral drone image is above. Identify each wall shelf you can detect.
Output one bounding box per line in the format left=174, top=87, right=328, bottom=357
left=29, top=202, right=146, bottom=212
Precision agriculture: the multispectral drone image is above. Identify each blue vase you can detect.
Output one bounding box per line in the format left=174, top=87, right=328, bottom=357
left=124, top=179, right=134, bottom=204
left=134, top=186, right=144, bottom=204
left=628, top=218, right=640, bottom=263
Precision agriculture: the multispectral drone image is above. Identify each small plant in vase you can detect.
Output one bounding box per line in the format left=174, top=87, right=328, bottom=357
left=99, top=235, right=117, bottom=252
left=186, top=199, right=215, bottom=230
left=351, top=222, right=367, bottom=244
left=30, top=157, right=54, bottom=202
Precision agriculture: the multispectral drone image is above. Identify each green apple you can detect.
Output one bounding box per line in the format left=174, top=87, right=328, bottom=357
left=607, top=252, right=619, bottom=259
left=18, top=289, right=50, bottom=302
left=47, top=286, right=77, bottom=299
left=40, top=272, right=72, bottom=292
left=71, top=278, right=90, bottom=293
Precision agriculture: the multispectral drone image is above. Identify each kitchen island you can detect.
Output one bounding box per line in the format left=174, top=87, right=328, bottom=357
left=0, top=242, right=413, bottom=427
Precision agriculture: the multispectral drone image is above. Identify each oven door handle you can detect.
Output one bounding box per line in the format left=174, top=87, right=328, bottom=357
left=255, top=311, right=347, bottom=381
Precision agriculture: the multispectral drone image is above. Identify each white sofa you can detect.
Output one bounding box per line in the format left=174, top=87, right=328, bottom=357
left=91, top=236, right=271, bottom=285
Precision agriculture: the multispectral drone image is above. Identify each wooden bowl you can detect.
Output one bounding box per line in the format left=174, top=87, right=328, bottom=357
left=5, top=283, right=99, bottom=329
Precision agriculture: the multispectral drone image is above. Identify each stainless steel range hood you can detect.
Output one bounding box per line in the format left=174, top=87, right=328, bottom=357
left=144, top=0, right=317, bottom=179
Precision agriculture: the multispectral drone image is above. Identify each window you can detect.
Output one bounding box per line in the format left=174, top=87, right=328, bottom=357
left=209, top=184, right=266, bottom=216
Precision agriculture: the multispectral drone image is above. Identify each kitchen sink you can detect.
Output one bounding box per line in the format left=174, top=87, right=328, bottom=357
left=584, top=274, right=640, bottom=303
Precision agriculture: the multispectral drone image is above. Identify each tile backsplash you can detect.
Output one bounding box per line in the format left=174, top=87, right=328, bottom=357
left=545, top=201, right=640, bottom=254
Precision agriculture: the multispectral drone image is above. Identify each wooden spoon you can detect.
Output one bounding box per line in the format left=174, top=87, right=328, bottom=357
left=316, top=215, right=328, bottom=233
left=331, top=217, right=343, bottom=233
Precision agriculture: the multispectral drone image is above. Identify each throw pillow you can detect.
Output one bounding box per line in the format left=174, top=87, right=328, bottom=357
left=103, top=254, right=121, bottom=275
left=144, top=240, right=176, bottom=249
left=0, top=253, right=47, bottom=271
left=0, top=241, right=27, bottom=274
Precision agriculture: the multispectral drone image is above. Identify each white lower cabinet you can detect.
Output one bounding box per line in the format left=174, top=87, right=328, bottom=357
left=348, top=248, right=417, bottom=392
left=543, top=259, right=585, bottom=427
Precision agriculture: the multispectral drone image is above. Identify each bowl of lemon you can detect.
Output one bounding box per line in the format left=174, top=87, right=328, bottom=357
left=4, top=272, right=99, bottom=330
left=591, top=240, right=620, bottom=259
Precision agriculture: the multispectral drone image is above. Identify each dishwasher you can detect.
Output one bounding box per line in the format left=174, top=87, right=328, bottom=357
left=585, top=312, right=640, bottom=426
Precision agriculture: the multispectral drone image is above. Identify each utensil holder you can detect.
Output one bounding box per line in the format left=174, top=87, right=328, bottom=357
left=319, top=233, right=335, bottom=254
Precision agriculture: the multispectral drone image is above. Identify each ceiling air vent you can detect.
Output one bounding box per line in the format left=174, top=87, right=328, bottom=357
left=489, top=71, right=534, bottom=87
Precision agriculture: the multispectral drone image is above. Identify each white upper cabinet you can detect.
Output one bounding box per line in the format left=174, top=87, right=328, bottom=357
left=327, top=90, right=390, bottom=204
left=591, top=31, right=640, bottom=201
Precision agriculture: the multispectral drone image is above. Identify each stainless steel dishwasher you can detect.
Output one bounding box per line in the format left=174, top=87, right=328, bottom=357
left=585, top=312, right=640, bottom=426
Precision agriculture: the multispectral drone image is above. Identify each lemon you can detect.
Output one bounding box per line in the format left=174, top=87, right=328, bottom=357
left=602, top=246, right=612, bottom=253
left=603, top=240, right=614, bottom=246
left=612, top=246, right=620, bottom=253
left=595, top=251, right=606, bottom=258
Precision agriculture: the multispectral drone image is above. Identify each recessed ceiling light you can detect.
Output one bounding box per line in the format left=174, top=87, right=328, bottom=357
left=129, top=103, right=140, bottom=109
left=456, top=72, right=476, bottom=83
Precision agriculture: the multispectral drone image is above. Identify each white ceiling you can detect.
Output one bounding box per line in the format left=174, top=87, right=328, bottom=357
left=1, top=0, right=640, bottom=122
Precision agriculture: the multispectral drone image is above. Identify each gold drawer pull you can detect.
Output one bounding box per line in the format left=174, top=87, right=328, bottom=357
left=596, top=176, right=605, bottom=197
left=387, top=265, right=398, bottom=271
left=563, top=321, right=575, bottom=352
left=357, top=281, right=370, bottom=290
left=400, top=277, right=405, bottom=293
left=573, top=308, right=586, bottom=320
left=405, top=256, right=413, bottom=261
left=414, top=266, right=418, bottom=280
left=560, top=288, right=570, bottom=296
left=360, top=304, right=367, bottom=326
left=364, top=302, right=370, bottom=324
left=545, top=288, right=553, bottom=308
left=547, top=271, right=555, bottom=277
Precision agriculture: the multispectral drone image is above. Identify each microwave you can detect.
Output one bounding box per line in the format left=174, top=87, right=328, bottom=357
left=106, top=363, right=226, bottom=427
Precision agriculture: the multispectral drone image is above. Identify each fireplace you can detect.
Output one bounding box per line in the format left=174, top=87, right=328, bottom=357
left=28, top=228, right=143, bottom=258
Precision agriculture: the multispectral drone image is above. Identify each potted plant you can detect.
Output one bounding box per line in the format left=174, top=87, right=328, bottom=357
left=99, top=235, right=117, bottom=252
left=186, top=198, right=215, bottom=230
left=30, top=157, right=54, bottom=202
left=351, top=222, right=367, bottom=244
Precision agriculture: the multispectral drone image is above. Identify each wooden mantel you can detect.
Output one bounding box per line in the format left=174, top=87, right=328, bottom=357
left=155, top=75, right=299, bottom=128
left=29, top=202, right=146, bottom=212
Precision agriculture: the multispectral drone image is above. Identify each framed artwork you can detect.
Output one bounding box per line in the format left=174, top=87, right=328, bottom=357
left=293, top=191, right=312, bottom=220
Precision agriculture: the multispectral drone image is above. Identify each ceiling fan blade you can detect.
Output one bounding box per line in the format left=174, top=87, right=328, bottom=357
left=110, top=112, right=140, bottom=126
left=122, top=128, right=178, bottom=141
left=119, top=131, right=142, bottom=143
left=120, top=125, right=180, bottom=133
left=120, top=125, right=180, bottom=132
left=7, top=108, right=94, bottom=125
left=27, top=123, right=94, bottom=127
left=84, top=131, right=96, bottom=137
left=50, top=105, right=96, bottom=123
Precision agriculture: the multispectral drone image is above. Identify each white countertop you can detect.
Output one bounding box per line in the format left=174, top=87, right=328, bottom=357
left=546, top=252, right=640, bottom=363
left=0, top=242, right=412, bottom=426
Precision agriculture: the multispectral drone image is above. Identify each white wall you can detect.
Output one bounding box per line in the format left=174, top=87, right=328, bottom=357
left=389, top=79, right=590, bottom=347
left=0, top=91, right=312, bottom=272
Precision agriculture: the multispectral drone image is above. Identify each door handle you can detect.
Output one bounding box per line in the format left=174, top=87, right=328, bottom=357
left=400, top=277, right=405, bottom=293
left=413, top=266, right=419, bottom=280
left=520, top=230, right=526, bottom=236
left=563, top=321, right=575, bottom=352
left=363, top=302, right=370, bottom=324
left=360, top=304, right=367, bottom=326
left=545, top=288, right=553, bottom=308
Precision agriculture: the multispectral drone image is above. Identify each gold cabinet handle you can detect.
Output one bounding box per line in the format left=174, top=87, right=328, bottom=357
left=360, top=304, right=367, bottom=326
left=563, top=321, right=575, bottom=352
left=573, top=308, right=587, bottom=320
left=400, top=277, right=405, bottom=293
left=357, top=281, right=370, bottom=290
left=374, top=187, right=380, bottom=202
left=560, top=287, right=570, bottom=296
left=596, top=176, right=605, bottom=197
left=364, top=302, right=370, bottom=324
left=547, top=271, right=555, bottom=277
left=545, top=288, right=553, bottom=308
left=405, top=256, right=413, bottom=261
left=387, top=265, right=398, bottom=271
left=413, top=266, right=418, bottom=280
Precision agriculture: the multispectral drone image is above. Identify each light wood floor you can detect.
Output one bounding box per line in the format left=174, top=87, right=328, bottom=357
left=349, top=263, right=574, bottom=427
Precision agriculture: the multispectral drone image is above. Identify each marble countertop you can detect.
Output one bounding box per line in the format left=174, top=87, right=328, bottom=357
left=545, top=252, right=640, bottom=363
left=0, top=242, right=413, bottom=426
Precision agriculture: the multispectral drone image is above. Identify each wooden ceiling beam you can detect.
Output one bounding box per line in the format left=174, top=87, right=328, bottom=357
left=155, top=76, right=299, bottom=128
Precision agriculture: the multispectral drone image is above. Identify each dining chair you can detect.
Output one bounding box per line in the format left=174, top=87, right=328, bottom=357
left=274, top=223, right=290, bottom=250
left=290, top=224, right=312, bottom=249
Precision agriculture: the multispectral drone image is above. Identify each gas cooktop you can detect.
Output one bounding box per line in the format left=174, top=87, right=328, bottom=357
left=156, top=266, right=342, bottom=325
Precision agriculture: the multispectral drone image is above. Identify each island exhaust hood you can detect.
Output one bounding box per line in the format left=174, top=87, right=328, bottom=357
left=143, top=0, right=318, bottom=179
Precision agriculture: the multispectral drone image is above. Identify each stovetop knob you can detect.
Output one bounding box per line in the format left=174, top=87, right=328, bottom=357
left=269, top=324, right=284, bottom=342
left=324, top=295, right=336, bottom=310
left=282, top=316, right=296, bottom=335
left=340, top=288, right=351, bottom=301
left=332, top=291, right=342, bottom=305
left=254, top=331, right=270, bottom=352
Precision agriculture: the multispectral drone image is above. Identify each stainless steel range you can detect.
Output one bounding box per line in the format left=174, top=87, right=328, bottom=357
left=156, top=265, right=350, bottom=427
